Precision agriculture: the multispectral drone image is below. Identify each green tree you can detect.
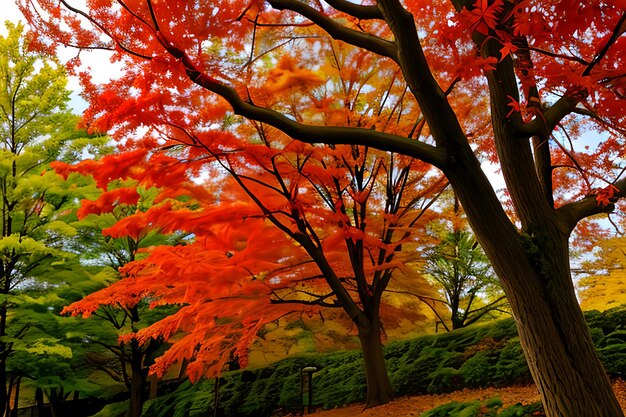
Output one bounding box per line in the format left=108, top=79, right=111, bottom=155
left=61, top=185, right=184, bottom=417
left=7, top=280, right=115, bottom=417
left=0, top=21, right=95, bottom=416
left=424, top=230, right=506, bottom=331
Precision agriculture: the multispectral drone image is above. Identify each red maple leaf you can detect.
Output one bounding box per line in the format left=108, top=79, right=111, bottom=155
left=460, top=0, right=505, bottom=35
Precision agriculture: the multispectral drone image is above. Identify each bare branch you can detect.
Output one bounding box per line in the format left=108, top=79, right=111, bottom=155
left=526, top=46, right=589, bottom=66
left=582, top=12, right=626, bottom=76
left=60, top=0, right=153, bottom=59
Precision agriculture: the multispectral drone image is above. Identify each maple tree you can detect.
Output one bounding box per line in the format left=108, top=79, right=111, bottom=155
left=56, top=130, right=444, bottom=407
left=18, top=0, right=626, bottom=415
left=61, top=186, right=185, bottom=417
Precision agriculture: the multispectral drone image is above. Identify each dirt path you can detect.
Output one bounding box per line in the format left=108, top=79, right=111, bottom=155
left=286, top=379, right=626, bottom=417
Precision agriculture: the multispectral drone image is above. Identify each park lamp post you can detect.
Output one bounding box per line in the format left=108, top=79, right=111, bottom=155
left=300, top=366, right=318, bottom=415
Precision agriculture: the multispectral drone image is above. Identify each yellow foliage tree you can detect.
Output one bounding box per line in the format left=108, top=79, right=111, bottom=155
left=579, top=238, right=626, bottom=311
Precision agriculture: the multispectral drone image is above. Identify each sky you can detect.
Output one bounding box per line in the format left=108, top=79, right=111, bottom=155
left=2, top=1, right=24, bottom=27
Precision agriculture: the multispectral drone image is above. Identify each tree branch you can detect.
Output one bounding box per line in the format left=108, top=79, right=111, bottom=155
left=159, top=41, right=447, bottom=168
left=59, top=0, right=153, bottom=59
left=323, top=0, right=384, bottom=20
left=522, top=91, right=587, bottom=137
left=267, top=0, right=396, bottom=59
left=376, top=0, right=466, bottom=150
left=269, top=290, right=341, bottom=308
left=582, top=12, right=626, bottom=77
left=557, top=176, right=626, bottom=233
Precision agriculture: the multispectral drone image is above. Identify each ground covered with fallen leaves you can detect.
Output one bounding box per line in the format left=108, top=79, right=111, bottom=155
left=287, top=379, right=626, bottom=417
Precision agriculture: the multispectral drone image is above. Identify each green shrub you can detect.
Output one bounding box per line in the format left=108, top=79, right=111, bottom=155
left=585, top=307, right=626, bottom=336
left=494, top=338, right=531, bottom=385
left=420, top=398, right=502, bottom=417
left=604, top=329, right=626, bottom=345
left=390, top=347, right=450, bottom=394
left=459, top=352, right=496, bottom=388
left=598, top=344, right=626, bottom=377
left=421, top=399, right=544, bottom=417
left=427, top=367, right=464, bottom=394
left=486, top=318, right=518, bottom=341
left=91, top=401, right=128, bottom=417
left=313, top=356, right=366, bottom=408
left=420, top=401, right=482, bottom=417
left=140, top=307, right=626, bottom=417
left=498, top=402, right=545, bottom=417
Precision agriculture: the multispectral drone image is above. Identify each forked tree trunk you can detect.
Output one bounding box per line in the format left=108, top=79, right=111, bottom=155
left=356, top=310, right=394, bottom=408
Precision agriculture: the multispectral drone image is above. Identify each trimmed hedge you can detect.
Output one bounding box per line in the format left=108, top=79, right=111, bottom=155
left=139, top=306, right=626, bottom=417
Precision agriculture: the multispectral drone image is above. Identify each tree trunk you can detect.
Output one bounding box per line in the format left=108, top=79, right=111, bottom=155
left=35, top=387, right=45, bottom=417
left=356, top=317, right=394, bottom=408
left=446, top=157, right=623, bottom=416
left=491, top=230, right=622, bottom=417
left=9, top=376, right=20, bottom=417
left=0, top=304, right=7, bottom=417
left=47, top=389, right=60, bottom=417
left=126, top=341, right=147, bottom=417
left=0, top=365, right=6, bottom=417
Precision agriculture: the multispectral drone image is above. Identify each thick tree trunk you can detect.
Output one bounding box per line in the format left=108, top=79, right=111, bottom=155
left=356, top=318, right=394, bottom=408
left=127, top=371, right=146, bottom=417
left=492, top=231, right=622, bottom=417
left=446, top=155, right=623, bottom=416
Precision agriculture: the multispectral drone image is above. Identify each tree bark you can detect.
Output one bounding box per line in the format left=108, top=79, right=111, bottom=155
left=127, top=340, right=147, bottom=417
left=9, top=376, right=20, bottom=417
left=491, top=231, right=621, bottom=416
left=356, top=311, right=394, bottom=408
left=0, top=303, right=8, bottom=417
left=445, top=150, right=623, bottom=417
left=47, top=388, right=61, bottom=417
left=0, top=364, right=6, bottom=417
